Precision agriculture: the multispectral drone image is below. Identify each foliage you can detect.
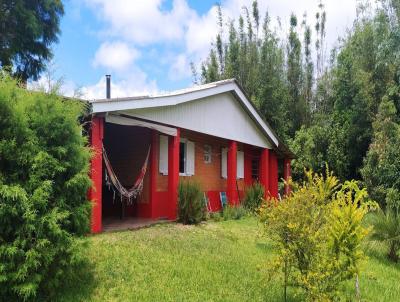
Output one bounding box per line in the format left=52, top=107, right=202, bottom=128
left=178, top=180, right=206, bottom=224
left=243, top=182, right=265, bottom=212
left=289, top=124, right=330, bottom=180
left=361, top=98, right=400, bottom=208
left=0, top=0, right=64, bottom=81
left=286, top=13, right=308, bottom=136
left=222, top=205, right=248, bottom=221
left=259, top=169, right=374, bottom=301
left=0, top=74, right=91, bottom=300
left=209, top=211, right=224, bottom=222
left=369, top=207, right=400, bottom=262
left=292, top=1, right=400, bottom=181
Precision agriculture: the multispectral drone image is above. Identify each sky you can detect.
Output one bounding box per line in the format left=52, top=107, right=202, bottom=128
left=34, top=0, right=361, bottom=99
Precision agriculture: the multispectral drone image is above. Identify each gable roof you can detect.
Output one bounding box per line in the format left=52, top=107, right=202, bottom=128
left=89, top=79, right=294, bottom=158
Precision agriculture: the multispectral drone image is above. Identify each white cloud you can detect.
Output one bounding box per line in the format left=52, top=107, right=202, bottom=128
left=82, top=0, right=360, bottom=98
left=85, top=0, right=196, bottom=45
left=80, top=70, right=158, bottom=100
left=168, top=53, right=191, bottom=81
left=92, top=41, right=140, bottom=71
left=184, top=5, right=219, bottom=61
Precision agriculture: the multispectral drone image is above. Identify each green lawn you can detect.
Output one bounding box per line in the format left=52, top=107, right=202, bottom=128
left=56, top=217, right=400, bottom=301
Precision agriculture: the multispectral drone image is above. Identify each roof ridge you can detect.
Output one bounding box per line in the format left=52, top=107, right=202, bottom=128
left=90, top=79, right=236, bottom=103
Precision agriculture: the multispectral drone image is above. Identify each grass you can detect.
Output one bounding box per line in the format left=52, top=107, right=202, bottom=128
left=56, top=217, right=400, bottom=302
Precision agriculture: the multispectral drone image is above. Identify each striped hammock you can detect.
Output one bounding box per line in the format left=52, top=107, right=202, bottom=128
left=103, top=145, right=151, bottom=205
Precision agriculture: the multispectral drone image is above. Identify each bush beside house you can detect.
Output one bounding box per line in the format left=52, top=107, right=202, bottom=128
left=178, top=181, right=206, bottom=224
left=0, top=75, right=91, bottom=300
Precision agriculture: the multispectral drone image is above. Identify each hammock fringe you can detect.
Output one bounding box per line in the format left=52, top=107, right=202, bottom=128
left=103, top=144, right=151, bottom=205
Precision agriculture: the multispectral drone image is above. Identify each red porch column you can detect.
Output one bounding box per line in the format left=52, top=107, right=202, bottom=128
left=150, top=130, right=158, bottom=219
left=284, top=158, right=292, bottom=195
left=269, top=151, right=279, bottom=199
left=89, top=116, right=104, bottom=233
left=259, top=148, right=270, bottom=200
left=168, top=128, right=180, bottom=220
left=227, top=140, right=238, bottom=205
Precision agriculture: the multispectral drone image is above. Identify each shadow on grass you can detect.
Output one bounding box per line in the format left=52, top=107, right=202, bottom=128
left=52, top=255, right=97, bottom=302
left=256, top=241, right=272, bottom=248
left=264, top=285, right=304, bottom=302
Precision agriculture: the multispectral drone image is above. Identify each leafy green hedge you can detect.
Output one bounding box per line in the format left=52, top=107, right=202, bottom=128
left=0, top=75, right=91, bottom=300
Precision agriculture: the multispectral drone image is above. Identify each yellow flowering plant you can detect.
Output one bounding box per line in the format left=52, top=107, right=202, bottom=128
left=259, top=168, right=376, bottom=301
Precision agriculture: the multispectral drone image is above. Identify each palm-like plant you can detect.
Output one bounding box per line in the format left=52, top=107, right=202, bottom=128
left=369, top=208, right=400, bottom=262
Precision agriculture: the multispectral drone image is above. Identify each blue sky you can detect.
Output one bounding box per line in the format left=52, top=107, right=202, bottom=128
left=42, top=0, right=359, bottom=99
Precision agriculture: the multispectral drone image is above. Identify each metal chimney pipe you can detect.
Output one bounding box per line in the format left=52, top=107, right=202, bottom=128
left=106, top=75, right=111, bottom=99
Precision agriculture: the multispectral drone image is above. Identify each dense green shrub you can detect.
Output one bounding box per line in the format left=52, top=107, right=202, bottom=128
left=243, top=182, right=265, bottom=212
left=0, top=75, right=91, bottom=300
left=361, top=98, right=400, bottom=208
left=178, top=181, right=206, bottom=224
left=259, top=169, right=375, bottom=301
left=222, top=205, right=247, bottom=220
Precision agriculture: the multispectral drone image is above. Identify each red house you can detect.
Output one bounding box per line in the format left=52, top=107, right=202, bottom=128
left=88, top=79, right=294, bottom=233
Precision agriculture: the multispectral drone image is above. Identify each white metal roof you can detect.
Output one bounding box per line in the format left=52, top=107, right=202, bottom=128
left=90, top=79, right=282, bottom=150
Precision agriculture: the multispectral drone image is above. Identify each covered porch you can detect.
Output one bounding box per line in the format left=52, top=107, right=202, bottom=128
left=89, top=115, right=180, bottom=233
left=88, top=114, right=292, bottom=233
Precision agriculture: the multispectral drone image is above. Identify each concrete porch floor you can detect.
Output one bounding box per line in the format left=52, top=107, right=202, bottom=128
left=102, top=217, right=170, bottom=232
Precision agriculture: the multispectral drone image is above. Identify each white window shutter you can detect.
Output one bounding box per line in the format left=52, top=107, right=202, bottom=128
left=237, top=151, right=244, bottom=179
left=186, top=141, right=195, bottom=176
left=159, top=135, right=168, bottom=175
left=221, top=147, right=228, bottom=179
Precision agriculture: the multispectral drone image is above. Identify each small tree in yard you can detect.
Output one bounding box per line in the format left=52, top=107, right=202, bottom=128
left=259, top=169, right=375, bottom=301
left=0, top=74, right=91, bottom=300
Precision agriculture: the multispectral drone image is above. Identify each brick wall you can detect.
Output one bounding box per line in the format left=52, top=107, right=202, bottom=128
left=155, top=129, right=265, bottom=211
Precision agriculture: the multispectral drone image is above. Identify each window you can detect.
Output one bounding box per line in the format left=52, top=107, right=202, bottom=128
left=179, top=139, right=195, bottom=176
left=221, top=147, right=228, bottom=178
left=179, top=142, right=186, bottom=174
left=204, top=145, right=212, bottom=163
left=159, top=135, right=168, bottom=175
left=159, top=135, right=194, bottom=176
left=220, top=148, right=244, bottom=179
left=251, top=158, right=259, bottom=180
left=237, top=151, right=244, bottom=179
